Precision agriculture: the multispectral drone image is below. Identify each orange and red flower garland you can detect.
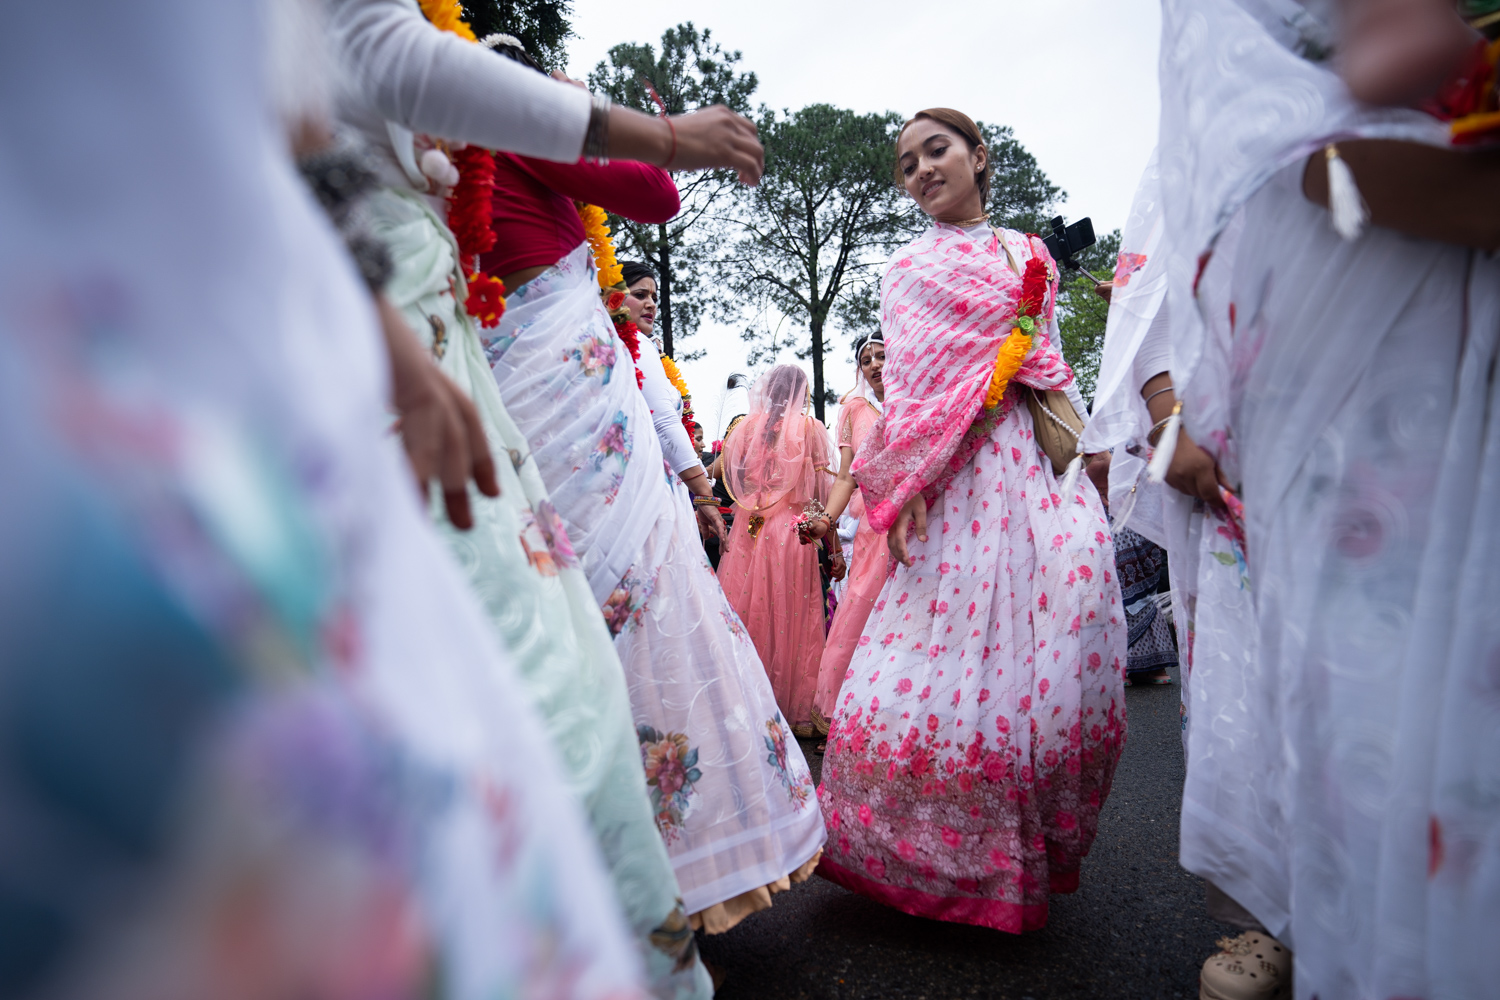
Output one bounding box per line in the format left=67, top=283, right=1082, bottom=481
left=982, top=254, right=1050, bottom=410
left=579, top=204, right=645, bottom=388
left=659, top=354, right=698, bottom=443
left=1420, top=36, right=1500, bottom=145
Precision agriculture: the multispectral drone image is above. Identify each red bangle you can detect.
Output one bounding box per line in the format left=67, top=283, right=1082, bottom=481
left=663, top=116, right=678, bottom=171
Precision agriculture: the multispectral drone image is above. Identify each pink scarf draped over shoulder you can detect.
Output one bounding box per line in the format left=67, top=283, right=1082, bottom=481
left=853, top=224, right=1074, bottom=533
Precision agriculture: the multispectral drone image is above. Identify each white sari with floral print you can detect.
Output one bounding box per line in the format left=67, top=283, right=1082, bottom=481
left=485, top=242, right=826, bottom=924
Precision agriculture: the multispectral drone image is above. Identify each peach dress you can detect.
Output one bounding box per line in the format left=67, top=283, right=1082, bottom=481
left=718, top=366, right=834, bottom=735
left=812, top=393, right=888, bottom=732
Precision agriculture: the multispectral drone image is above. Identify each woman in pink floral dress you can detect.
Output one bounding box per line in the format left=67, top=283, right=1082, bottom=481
left=816, top=108, right=1126, bottom=933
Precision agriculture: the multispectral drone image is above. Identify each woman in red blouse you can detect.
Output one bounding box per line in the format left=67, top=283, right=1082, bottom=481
left=477, top=41, right=827, bottom=943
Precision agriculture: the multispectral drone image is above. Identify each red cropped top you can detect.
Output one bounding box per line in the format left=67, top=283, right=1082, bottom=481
left=479, top=153, right=680, bottom=278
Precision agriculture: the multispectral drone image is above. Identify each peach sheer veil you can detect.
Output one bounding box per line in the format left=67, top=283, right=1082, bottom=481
left=723, top=365, right=833, bottom=513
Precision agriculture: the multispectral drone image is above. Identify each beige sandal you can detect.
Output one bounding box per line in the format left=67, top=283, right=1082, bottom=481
left=1199, top=931, right=1291, bottom=1000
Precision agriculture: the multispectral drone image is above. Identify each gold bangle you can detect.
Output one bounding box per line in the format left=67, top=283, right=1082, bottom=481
left=1146, top=417, right=1171, bottom=447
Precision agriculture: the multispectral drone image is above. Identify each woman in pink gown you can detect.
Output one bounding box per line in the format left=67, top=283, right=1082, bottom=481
left=718, top=366, right=837, bottom=736
left=816, top=108, right=1126, bottom=933
left=811, top=334, right=889, bottom=737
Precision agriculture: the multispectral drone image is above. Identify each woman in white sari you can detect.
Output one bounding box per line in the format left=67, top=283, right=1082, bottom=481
left=484, top=235, right=826, bottom=937
left=476, top=67, right=825, bottom=928
left=1154, top=1, right=1500, bottom=996
left=1082, top=150, right=1283, bottom=998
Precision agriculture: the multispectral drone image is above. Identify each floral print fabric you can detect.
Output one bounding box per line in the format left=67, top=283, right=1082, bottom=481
left=1172, top=170, right=1500, bottom=1000
left=818, top=399, right=1126, bottom=932
left=639, top=727, right=702, bottom=844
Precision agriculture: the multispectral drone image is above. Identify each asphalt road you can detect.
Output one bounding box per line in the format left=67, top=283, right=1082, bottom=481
left=699, top=667, right=1235, bottom=999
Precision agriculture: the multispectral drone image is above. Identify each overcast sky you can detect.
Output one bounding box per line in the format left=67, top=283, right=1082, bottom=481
left=565, top=0, right=1162, bottom=437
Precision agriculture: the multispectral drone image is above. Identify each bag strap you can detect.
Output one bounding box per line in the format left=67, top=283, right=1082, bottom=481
left=1030, top=390, right=1082, bottom=441
left=992, top=226, right=1023, bottom=278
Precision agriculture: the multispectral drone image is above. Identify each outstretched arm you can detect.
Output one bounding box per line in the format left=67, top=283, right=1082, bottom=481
left=511, top=156, right=680, bottom=223
left=327, top=0, right=764, bottom=181
left=329, top=0, right=589, bottom=161
left=1303, top=138, right=1500, bottom=250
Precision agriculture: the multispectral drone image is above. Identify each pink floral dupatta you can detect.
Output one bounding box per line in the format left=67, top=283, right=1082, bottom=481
left=854, top=224, right=1074, bottom=532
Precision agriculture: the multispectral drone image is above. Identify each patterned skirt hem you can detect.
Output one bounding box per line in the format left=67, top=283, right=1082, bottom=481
left=815, top=856, right=1053, bottom=933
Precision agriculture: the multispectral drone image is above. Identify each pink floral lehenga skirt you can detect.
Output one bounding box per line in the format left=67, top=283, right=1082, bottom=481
left=817, top=403, right=1127, bottom=932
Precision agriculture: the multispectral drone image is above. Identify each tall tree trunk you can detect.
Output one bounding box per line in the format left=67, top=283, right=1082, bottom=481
left=810, top=313, right=826, bottom=423
left=657, top=223, right=673, bottom=358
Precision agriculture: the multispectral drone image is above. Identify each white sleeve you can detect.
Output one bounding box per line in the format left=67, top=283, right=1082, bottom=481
left=1132, top=298, right=1173, bottom=393
left=636, top=338, right=701, bottom=476
left=327, top=0, right=590, bottom=162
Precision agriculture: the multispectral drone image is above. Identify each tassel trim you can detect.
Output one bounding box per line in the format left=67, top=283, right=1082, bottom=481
left=1324, top=144, right=1368, bottom=241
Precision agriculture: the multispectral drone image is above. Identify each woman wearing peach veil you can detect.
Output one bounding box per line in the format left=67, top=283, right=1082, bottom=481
left=718, top=366, right=838, bottom=736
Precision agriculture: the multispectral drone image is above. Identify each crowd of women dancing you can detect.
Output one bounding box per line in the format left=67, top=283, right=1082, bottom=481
left=3, top=1, right=1498, bottom=999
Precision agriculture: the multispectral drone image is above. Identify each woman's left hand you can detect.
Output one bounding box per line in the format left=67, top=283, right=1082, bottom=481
left=696, top=503, right=726, bottom=546
left=829, top=548, right=847, bottom=582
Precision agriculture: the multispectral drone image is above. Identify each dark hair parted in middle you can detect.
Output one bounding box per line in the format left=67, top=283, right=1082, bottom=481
left=893, top=108, right=992, bottom=206
left=620, top=260, right=657, bottom=288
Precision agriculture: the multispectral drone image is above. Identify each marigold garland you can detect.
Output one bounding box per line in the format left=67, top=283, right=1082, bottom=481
left=576, top=202, right=644, bottom=386
left=982, top=330, right=1033, bottom=409
left=578, top=204, right=624, bottom=289
left=660, top=354, right=698, bottom=442
left=417, top=0, right=476, bottom=41
left=660, top=355, right=689, bottom=398
left=983, top=255, right=1051, bottom=410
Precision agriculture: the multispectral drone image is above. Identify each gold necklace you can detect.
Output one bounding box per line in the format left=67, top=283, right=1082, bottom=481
left=948, top=213, right=990, bottom=228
